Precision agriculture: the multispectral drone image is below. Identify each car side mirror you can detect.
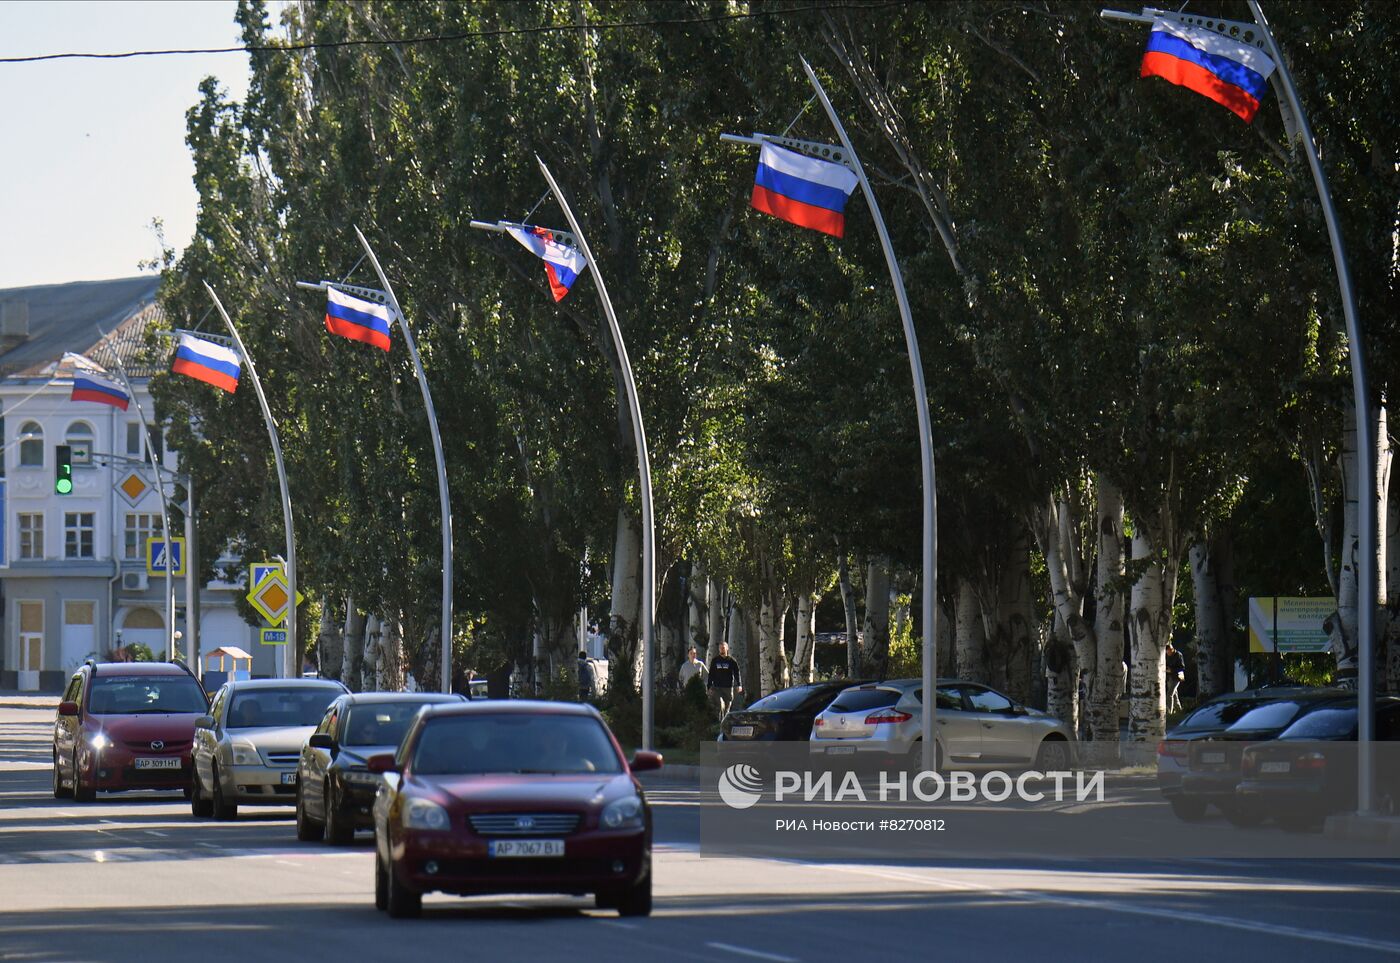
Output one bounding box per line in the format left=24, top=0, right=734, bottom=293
left=630, top=750, right=663, bottom=773
left=1008, top=705, right=1028, bottom=716
left=58, top=701, right=80, bottom=717
left=308, top=733, right=337, bottom=752
left=366, top=753, right=397, bottom=774
left=194, top=715, right=215, bottom=730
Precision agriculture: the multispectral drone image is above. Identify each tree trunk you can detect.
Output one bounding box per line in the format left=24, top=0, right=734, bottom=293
left=1045, top=611, right=1076, bottom=731
left=998, top=536, right=1035, bottom=704
left=317, top=598, right=343, bottom=682
left=688, top=559, right=709, bottom=658
left=937, top=599, right=956, bottom=678
left=838, top=551, right=859, bottom=675
left=362, top=613, right=382, bottom=692
left=379, top=613, right=405, bottom=692
left=1332, top=401, right=1361, bottom=671
left=954, top=580, right=985, bottom=683
left=1190, top=535, right=1229, bottom=700
left=1089, top=478, right=1125, bottom=754
left=342, top=600, right=366, bottom=691
left=1129, top=532, right=1169, bottom=742
left=1388, top=483, right=1400, bottom=693
left=609, top=508, right=642, bottom=689
left=792, top=594, right=817, bottom=684
left=861, top=556, right=892, bottom=678
left=706, top=578, right=724, bottom=665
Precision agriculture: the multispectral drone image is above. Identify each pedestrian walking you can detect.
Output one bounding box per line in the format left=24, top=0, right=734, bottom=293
left=1166, top=642, right=1186, bottom=713
left=678, top=646, right=707, bottom=692
left=577, top=650, right=597, bottom=703
left=707, top=642, right=742, bottom=720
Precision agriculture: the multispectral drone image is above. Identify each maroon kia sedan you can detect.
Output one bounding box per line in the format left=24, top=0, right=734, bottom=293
left=369, top=700, right=662, bottom=918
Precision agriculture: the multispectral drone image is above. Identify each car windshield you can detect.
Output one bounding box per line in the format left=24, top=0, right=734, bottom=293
left=412, top=713, right=623, bottom=775
left=1279, top=706, right=1356, bottom=739
left=827, top=689, right=899, bottom=713
left=1226, top=700, right=1309, bottom=732
left=747, top=687, right=825, bottom=712
left=227, top=687, right=341, bottom=728
left=343, top=702, right=434, bottom=747
left=87, top=676, right=206, bottom=714
left=1175, top=699, right=1271, bottom=732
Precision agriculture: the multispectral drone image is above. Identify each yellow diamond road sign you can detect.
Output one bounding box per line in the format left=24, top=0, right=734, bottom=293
left=246, top=570, right=304, bottom=626
left=116, top=471, right=151, bottom=508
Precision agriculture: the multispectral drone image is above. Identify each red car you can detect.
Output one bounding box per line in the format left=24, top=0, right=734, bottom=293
left=52, top=660, right=209, bottom=801
left=369, top=700, right=662, bottom=918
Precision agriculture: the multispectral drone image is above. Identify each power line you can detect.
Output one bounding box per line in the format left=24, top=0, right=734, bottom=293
left=0, top=2, right=907, bottom=65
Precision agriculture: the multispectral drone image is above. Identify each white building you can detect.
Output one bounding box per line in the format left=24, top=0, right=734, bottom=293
left=0, top=278, right=271, bottom=690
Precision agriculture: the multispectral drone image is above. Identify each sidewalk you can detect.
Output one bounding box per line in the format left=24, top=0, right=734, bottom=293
left=1325, top=811, right=1400, bottom=845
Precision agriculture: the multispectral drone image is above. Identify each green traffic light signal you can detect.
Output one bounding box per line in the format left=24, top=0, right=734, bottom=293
left=55, top=444, right=73, bottom=495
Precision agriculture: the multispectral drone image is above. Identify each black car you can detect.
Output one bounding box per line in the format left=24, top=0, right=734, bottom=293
left=296, top=691, right=465, bottom=843
left=1177, top=689, right=1346, bottom=826
left=719, top=680, right=873, bottom=742
left=1237, top=695, right=1400, bottom=831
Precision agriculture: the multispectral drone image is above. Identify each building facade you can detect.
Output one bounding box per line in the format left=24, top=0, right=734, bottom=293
left=0, top=278, right=272, bottom=690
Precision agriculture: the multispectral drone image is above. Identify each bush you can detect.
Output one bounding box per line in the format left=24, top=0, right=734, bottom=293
left=599, top=673, right=718, bottom=752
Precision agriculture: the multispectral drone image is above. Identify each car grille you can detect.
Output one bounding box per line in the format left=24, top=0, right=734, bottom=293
left=123, top=739, right=190, bottom=753
left=264, top=751, right=301, bottom=766
left=468, top=813, right=581, bottom=836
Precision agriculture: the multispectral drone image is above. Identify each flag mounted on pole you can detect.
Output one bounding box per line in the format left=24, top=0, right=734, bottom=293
left=325, top=286, right=393, bottom=351
left=751, top=142, right=859, bottom=238
left=69, top=364, right=129, bottom=410
left=1140, top=18, right=1276, bottom=123
left=505, top=225, right=588, bottom=302
left=172, top=334, right=241, bottom=393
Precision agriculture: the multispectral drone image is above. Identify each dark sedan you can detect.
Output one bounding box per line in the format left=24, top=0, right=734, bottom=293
left=720, top=680, right=873, bottom=743
left=296, top=691, right=465, bottom=844
left=1237, top=695, right=1400, bottom=831
left=370, top=700, right=661, bottom=918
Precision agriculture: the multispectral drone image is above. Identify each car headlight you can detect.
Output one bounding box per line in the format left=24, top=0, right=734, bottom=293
left=230, top=741, right=261, bottom=766
left=601, top=795, right=644, bottom=830
left=88, top=733, right=110, bottom=751
left=341, top=769, right=380, bottom=786
left=403, top=798, right=450, bottom=831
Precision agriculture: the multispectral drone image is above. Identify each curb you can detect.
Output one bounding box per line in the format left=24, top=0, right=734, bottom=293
left=1323, top=811, right=1400, bottom=846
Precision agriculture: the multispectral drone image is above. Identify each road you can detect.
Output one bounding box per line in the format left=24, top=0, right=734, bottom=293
left=2, top=697, right=1398, bottom=962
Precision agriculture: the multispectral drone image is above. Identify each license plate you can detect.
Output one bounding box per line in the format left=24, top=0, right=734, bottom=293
left=825, top=746, right=855, bottom=755
left=281, top=772, right=298, bottom=785
left=1200, top=752, right=1226, bottom=764
left=1260, top=761, right=1291, bottom=774
left=489, top=839, right=564, bottom=858
left=134, top=757, right=180, bottom=770
left=730, top=726, right=754, bottom=738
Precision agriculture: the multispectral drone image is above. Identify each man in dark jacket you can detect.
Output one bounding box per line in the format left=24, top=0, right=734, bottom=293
left=707, top=642, right=743, bottom=720
left=578, top=650, right=597, bottom=703
left=1166, top=643, right=1186, bottom=713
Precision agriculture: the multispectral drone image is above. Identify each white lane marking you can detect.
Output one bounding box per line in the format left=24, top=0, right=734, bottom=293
left=144, top=830, right=168, bottom=837
left=275, top=860, right=300, bottom=867
left=826, top=864, right=1400, bottom=956
left=599, top=920, right=637, bottom=930
left=705, top=943, right=799, bottom=963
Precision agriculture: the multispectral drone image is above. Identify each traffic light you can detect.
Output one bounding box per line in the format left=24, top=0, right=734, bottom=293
left=55, top=445, right=73, bottom=495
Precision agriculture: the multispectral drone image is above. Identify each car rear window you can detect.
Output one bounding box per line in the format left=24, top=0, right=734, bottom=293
left=1175, top=699, right=1268, bottom=732
left=747, top=687, right=825, bottom=711
left=412, top=714, right=623, bottom=776
left=228, top=687, right=342, bottom=728
left=343, top=702, right=434, bottom=747
left=1279, top=706, right=1355, bottom=739
left=87, top=676, right=207, bottom=714
left=828, top=689, right=899, bottom=713
left=1226, top=700, right=1309, bottom=732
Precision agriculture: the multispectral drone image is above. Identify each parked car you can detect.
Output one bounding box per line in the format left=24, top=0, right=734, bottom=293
left=1156, top=687, right=1317, bottom=820
left=52, top=659, right=208, bottom=801
left=719, top=680, right=873, bottom=743
left=1173, top=688, right=1345, bottom=826
left=370, top=700, right=661, bottom=918
left=1236, top=695, right=1400, bottom=831
left=296, top=691, right=465, bottom=844
left=809, top=679, right=1074, bottom=770
left=190, top=677, right=348, bottom=820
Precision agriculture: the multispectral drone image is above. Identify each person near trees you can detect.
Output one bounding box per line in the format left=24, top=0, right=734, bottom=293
left=679, top=646, right=707, bottom=692
left=1166, top=643, right=1186, bottom=713
left=707, top=642, right=743, bottom=720
left=578, top=650, right=597, bottom=703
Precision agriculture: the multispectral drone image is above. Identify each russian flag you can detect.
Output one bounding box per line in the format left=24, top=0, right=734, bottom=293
left=751, top=142, right=859, bottom=238
left=326, top=286, right=393, bottom=351
left=1141, top=18, right=1276, bottom=123
left=71, top=371, right=129, bottom=410
left=172, top=334, right=241, bottom=393
left=505, top=225, right=589, bottom=302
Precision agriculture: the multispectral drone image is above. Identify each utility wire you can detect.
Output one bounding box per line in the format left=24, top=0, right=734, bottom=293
left=0, top=2, right=907, bottom=64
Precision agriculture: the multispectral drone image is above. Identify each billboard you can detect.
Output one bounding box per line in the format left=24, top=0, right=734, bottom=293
left=1247, top=596, right=1333, bottom=653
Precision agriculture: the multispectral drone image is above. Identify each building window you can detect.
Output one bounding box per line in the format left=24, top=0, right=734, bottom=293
left=18, top=513, right=43, bottom=560
left=126, top=422, right=162, bottom=462
left=64, top=512, right=95, bottom=559
left=124, top=513, right=164, bottom=560
left=18, top=421, right=42, bottom=467
left=65, top=421, right=94, bottom=465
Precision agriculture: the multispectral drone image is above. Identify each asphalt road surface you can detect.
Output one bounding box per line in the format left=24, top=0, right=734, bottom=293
left=2, top=697, right=1398, bottom=962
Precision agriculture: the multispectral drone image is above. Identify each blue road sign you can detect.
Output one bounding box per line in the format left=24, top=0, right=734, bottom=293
left=146, top=537, right=186, bottom=576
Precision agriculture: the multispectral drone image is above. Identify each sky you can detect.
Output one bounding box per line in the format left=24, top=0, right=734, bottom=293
left=0, top=1, right=260, bottom=289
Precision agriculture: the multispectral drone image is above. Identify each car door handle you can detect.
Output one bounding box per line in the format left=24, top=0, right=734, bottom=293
left=982, top=723, right=995, bottom=729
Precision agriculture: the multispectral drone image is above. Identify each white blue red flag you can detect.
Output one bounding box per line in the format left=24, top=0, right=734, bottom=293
left=325, top=287, right=393, bottom=351
left=1141, top=18, right=1276, bottom=123
left=69, top=362, right=129, bottom=410
left=506, top=225, right=588, bottom=302
left=751, top=142, right=859, bottom=238
left=172, top=334, right=241, bottom=393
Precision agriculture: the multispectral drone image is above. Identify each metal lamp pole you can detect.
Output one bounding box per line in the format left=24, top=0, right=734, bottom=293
left=721, top=60, right=940, bottom=770
left=297, top=231, right=455, bottom=693
left=203, top=284, right=298, bottom=679
left=1100, top=2, right=1376, bottom=812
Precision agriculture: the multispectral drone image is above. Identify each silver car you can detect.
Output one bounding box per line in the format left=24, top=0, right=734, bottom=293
left=191, top=677, right=348, bottom=820
left=809, top=678, right=1074, bottom=770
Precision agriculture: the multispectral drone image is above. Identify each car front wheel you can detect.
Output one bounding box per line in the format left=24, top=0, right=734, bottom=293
left=385, top=860, right=422, bottom=919
left=296, top=783, right=324, bottom=841
left=611, top=868, right=652, bottom=918
left=1034, top=737, right=1071, bottom=771
left=210, top=764, right=238, bottom=821
left=324, top=784, right=353, bottom=845
left=52, top=752, right=72, bottom=800
left=190, top=766, right=213, bottom=818
left=72, top=752, right=95, bottom=802
left=374, top=851, right=389, bottom=911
